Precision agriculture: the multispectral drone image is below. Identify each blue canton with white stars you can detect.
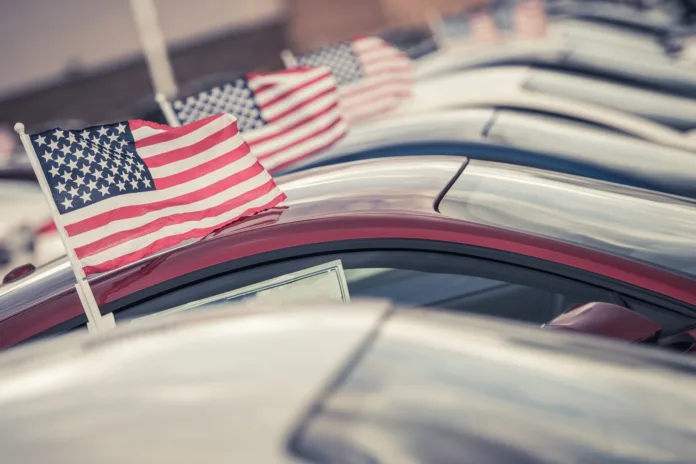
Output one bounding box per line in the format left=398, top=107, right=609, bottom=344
left=295, top=43, right=365, bottom=86
left=30, top=123, right=156, bottom=214
left=173, top=78, right=266, bottom=129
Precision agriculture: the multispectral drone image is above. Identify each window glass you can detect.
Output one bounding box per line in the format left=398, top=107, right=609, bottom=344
left=440, top=160, right=696, bottom=279
left=117, top=250, right=615, bottom=326
left=136, top=260, right=351, bottom=323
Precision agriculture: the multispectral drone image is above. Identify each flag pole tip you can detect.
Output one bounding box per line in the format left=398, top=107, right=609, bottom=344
left=13, top=123, right=25, bottom=135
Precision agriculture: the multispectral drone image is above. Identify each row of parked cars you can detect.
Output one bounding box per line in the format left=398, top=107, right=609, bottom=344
left=3, top=0, right=696, bottom=461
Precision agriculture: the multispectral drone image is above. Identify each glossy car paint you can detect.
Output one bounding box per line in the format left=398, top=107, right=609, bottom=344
left=396, top=67, right=696, bottom=152
left=286, top=109, right=696, bottom=199
left=4, top=303, right=696, bottom=462
left=1, top=157, right=695, bottom=348
left=295, top=306, right=696, bottom=463
left=547, top=2, right=680, bottom=33
left=416, top=36, right=696, bottom=98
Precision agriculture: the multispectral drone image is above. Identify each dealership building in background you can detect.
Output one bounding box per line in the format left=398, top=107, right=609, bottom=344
left=0, top=0, right=473, bottom=128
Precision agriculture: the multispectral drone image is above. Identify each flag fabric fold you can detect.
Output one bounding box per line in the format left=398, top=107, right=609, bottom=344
left=29, top=114, right=286, bottom=275
left=171, top=67, right=347, bottom=173
left=293, top=37, right=414, bottom=124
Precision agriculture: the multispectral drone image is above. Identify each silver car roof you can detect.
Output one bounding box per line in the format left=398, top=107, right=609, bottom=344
left=3, top=301, right=696, bottom=462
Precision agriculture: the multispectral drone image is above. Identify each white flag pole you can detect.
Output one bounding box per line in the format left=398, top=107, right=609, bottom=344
left=14, top=123, right=116, bottom=333
left=280, top=49, right=299, bottom=68
left=156, top=93, right=181, bottom=127
left=130, top=0, right=179, bottom=98
left=426, top=9, right=447, bottom=48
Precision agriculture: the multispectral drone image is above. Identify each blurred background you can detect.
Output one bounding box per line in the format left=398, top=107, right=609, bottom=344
left=0, top=0, right=483, bottom=127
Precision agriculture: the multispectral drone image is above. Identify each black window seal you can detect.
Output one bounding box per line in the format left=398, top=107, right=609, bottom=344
left=113, top=249, right=620, bottom=322
left=15, top=313, right=88, bottom=347
left=99, top=238, right=696, bottom=321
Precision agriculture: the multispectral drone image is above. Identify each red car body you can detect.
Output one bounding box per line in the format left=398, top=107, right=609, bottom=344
left=1, top=156, right=695, bottom=348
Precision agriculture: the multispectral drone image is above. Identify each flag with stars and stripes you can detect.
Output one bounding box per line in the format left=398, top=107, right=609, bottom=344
left=469, top=10, right=504, bottom=45
left=439, top=8, right=506, bottom=48
left=513, top=0, right=548, bottom=39
left=29, top=114, right=286, bottom=275
left=293, top=37, right=414, bottom=124
left=171, top=67, right=347, bottom=173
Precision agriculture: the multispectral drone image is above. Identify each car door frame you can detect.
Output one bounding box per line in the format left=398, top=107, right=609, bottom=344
left=102, top=238, right=696, bottom=325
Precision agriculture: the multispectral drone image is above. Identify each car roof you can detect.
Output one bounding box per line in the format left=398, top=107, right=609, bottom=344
left=0, top=157, right=463, bottom=343
left=3, top=301, right=696, bottom=462
left=401, top=67, right=694, bottom=152
left=284, top=108, right=696, bottom=199
left=0, top=301, right=389, bottom=464
left=416, top=41, right=696, bottom=97
left=2, top=156, right=695, bottom=348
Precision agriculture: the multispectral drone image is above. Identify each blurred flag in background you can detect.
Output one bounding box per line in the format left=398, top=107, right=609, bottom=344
left=469, top=9, right=504, bottom=44
left=293, top=37, right=414, bottom=124
left=513, top=0, right=548, bottom=39
left=171, top=67, right=347, bottom=173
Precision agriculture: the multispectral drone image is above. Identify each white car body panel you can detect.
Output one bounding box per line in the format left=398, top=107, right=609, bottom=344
left=396, top=67, right=696, bottom=152
left=416, top=29, right=696, bottom=86
left=287, top=109, right=493, bottom=172
left=549, top=19, right=666, bottom=54
left=0, top=302, right=390, bottom=463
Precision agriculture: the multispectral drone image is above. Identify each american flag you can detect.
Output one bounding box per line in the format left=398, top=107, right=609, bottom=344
left=29, top=114, right=286, bottom=275
left=513, top=0, right=548, bottom=39
left=172, top=68, right=347, bottom=173
left=293, top=37, right=414, bottom=124
left=469, top=10, right=504, bottom=45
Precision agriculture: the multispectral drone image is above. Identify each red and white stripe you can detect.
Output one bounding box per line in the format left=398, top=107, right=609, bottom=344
left=340, top=37, right=414, bottom=124
left=61, top=114, right=286, bottom=275
left=513, top=0, right=548, bottom=39
left=469, top=11, right=503, bottom=46
left=243, top=67, right=347, bottom=173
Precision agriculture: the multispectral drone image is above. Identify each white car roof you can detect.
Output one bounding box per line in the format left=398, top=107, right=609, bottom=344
left=550, top=19, right=666, bottom=54
left=286, top=109, right=493, bottom=172
left=4, top=301, right=696, bottom=462
left=400, top=66, right=696, bottom=152
left=0, top=301, right=391, bottom=464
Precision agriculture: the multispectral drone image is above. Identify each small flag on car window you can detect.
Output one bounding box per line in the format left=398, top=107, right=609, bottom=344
left=22, top=114, right=286, bottom=276
left=287, top=37, right=414, bottom=124
left=164, top=67, right=347, bottom=173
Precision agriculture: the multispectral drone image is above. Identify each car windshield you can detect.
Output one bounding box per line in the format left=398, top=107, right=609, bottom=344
left=439, top=160, right=696, bottom=279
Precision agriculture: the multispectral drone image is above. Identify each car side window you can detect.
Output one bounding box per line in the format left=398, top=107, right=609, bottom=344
left=114, top=250, right=616, bottom=326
